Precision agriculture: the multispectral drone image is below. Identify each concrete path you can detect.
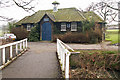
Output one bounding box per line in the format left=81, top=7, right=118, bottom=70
left=67, top=42, right=118, bottom=51
left=2, top=42, right=61, bottom=78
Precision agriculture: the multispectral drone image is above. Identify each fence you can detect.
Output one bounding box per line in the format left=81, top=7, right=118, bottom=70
left=57, top=39, right=74, bottom=78
left=0, top=38, right=27, bottom=69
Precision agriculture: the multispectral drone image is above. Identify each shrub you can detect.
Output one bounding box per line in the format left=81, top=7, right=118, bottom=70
left=53, top=34, right=62, bottom=42
left=87, top=30, right=98, bottom=44
left=82, top=19, right=95, bottom=32
left=53, top=32, right=89, bottom=43
left=11, top=27, right=29, bottom=40
left=53, top=30, right=102, bottom=44
left=28, top=26, right=39, bottom=42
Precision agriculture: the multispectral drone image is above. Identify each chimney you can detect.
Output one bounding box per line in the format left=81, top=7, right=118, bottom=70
left=52, top=1, right=60, bottom=12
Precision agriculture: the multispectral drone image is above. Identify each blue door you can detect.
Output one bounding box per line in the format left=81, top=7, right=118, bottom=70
left=42, top=22, right=52, bottom=41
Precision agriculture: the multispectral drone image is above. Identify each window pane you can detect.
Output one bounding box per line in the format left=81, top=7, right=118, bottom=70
left=27, top=24, right=31, bottom=31
left=71, top=22, right=77, bottom=31
left=61, top=23, right=66, bottom=31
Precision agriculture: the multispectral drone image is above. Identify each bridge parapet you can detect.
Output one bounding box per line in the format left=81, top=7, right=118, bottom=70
left=0, top=38, right=28, bottom=70
left=57, top=39, right=75, bottom=78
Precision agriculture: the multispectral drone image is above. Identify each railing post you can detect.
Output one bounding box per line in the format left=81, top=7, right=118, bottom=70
left=23, top=41, right=25, bottom=49
left=2, top=48, right=5, bottom=64
left=16, top=43, right=18, bottom=55
left=20, top=42, right=22, bottom=51
left=26, top=39, right=27, bottom=49
left=61, top=47, right=63, bottom=64
left=57, top=40, right=60, bottom=59
left=57, top=39, right=59, bottom=54
left=10, top=45, right=13, bottom=59
left=62, top=50, right=65, bottom=71
left=65, top=52, right=70, bottom=78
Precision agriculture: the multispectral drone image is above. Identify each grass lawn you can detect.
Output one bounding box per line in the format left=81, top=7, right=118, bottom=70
left=105, top=29, right=119, bottom=44
left=0, top=30, right=2, bottom=36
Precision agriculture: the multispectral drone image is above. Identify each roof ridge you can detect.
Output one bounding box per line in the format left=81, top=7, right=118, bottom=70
left=37, top=7, right=76, bottom=12
left=77, top=10, right=86, bottom=20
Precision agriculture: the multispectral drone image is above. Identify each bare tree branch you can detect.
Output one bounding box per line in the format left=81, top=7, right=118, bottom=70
left=0, top=16, right=13, bottom=21
left=0, top=0, right=14, bottom=8
left=0, top=0, right=38, bottom=21
left=12, top=0, right=35, bottom=12
left=86, top=0, right=118, bottom=23
left=107, top=4, right=120, bottom=11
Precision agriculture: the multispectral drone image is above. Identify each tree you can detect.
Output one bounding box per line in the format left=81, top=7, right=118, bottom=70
left=82, top=19, right=95, bottom=33
left=86, top=0, right=119, bottom=41
left=8, top=20, right=17, bottom=32
left=107, top=1, right=120, bottom=11
left=86, top=0, right=118, bottom=23
left=2, top=24, right=9, bottom=35
left=1, top=20, right=17, bottom=35
left=0, top=0, right=38, bottom=21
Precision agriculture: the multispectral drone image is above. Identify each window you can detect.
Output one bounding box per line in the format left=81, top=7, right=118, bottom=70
left=66, top=23, right=71, bottom=28
left=71, top=22, right=77, bottom=31
left=61, top=23, right=66, bottom=31
left=44, top=18, right=49, bottom=21
left=27, top=24, right=32, bottom=31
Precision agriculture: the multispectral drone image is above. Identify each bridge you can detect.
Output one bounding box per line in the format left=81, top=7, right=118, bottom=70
left=0, top=39, right=73, bottom=79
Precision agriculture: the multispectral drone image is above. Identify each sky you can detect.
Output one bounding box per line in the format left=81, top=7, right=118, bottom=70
left=0, top=0, right=119, bottom=27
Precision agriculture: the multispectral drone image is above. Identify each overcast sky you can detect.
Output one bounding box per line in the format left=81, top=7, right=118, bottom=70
left=0, top=0, right=119, bottom=26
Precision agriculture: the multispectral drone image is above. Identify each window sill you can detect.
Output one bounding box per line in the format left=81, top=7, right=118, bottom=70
left=27, top=30, right=31, bottom=31
left=71, top=30, right=77, bottom=31
left=61, top=30, right=66, bottom=31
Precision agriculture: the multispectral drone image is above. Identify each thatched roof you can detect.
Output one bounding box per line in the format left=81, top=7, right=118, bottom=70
left=83, top=11, right=103, bottom=22
left=16, top=8, right=103, bottom=25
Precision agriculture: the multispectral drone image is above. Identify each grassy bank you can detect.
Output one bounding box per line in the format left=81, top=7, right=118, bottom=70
left=105, top=29, right=119, bottom=44
left=70, top=50, right=120, bottom=78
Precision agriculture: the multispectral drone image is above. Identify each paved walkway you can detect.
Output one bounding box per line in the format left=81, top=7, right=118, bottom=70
left=2, top=42, right=61, bottom=78
left=67, top=42, right=118, bottom=51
